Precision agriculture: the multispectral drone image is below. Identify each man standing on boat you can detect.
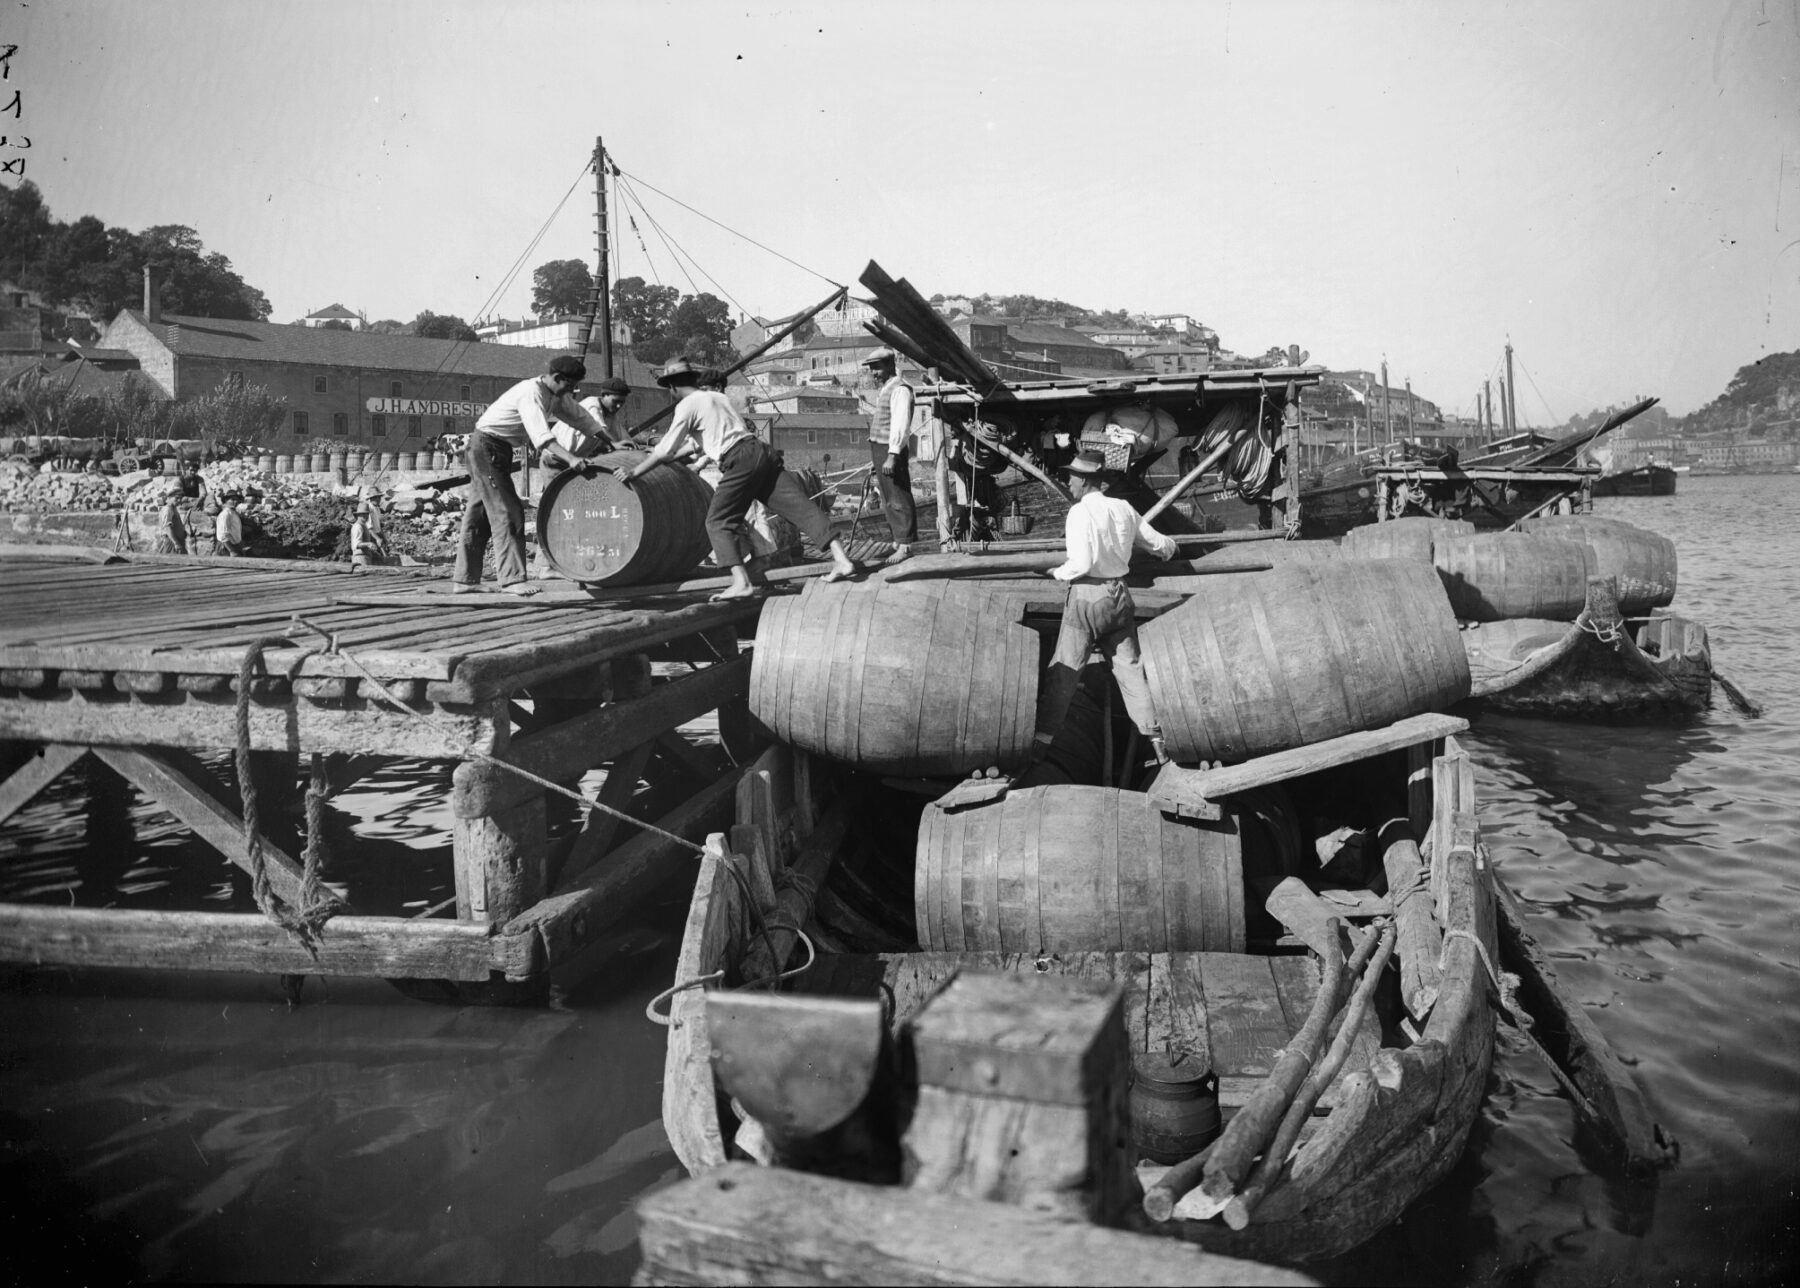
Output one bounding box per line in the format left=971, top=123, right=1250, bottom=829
left=862, top=347, right=917, bottom=565
left=454, top=354, right=614, bottom=597
left=614, top=358, right=857, bottom=601
left=1031, top=450, right=1178, bottom=768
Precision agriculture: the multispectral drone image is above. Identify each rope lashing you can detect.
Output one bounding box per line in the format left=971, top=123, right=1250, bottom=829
left=233, top=637, right=343, bottom=953
left=284, top=616, right=708, bottom=857
left=1438, top=924, right=1605, bottom=1126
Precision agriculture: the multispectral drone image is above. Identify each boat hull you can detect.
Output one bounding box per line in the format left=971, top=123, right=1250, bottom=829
left=659, top=728, right=1498, bottom=1268
left=1592, top=465, right=1678, bottom=497
left=1462, top=609, right=1712, bottom=719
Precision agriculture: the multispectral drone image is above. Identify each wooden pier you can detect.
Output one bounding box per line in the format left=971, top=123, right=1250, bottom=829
left=0, top=548, right=772, bottom=1000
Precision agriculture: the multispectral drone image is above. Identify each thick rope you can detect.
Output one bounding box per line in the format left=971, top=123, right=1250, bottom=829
left=233, top=638, right=341, bottom=953
left=286, top=616, right=708, bottom=857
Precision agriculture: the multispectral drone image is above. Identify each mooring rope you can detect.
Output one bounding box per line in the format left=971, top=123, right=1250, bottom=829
left=233, top=637, right=343, bottom=953
left=284, top=616, right=708, bottom=857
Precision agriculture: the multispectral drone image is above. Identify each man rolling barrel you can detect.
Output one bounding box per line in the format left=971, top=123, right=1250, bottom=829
left=615, top=358, right=857, bottom=601
left=1031, top=450, right=1178, bottom=769
left=454, top=354, right=614, bottom=597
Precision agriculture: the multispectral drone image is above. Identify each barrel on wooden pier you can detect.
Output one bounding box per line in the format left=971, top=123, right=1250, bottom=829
left=1140, top=559, right=1469, bottom=765
left=310, top=452, right=330, bottom=474
left=1432, top=532, right=1595, bottom=621
left=398, top=451, right=418, bottom=472
left=274, top=455, right=292, bottom=474
left=536, top=451, right=713, bottom=586
left=916, top=784, right=1244, bottom=953
left=1516, top=514, right=1676, bottom=614
left=1339, top=515, right=1475, bottom=564
left=751, top=578, right=1041, bottom=777
left=256, top=452, right=276, bottom=474
left=347, top=448, right=366, bottom=474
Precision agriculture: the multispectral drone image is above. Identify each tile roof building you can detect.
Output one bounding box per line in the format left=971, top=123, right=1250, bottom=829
left=98, top=288, right=664, bottom=449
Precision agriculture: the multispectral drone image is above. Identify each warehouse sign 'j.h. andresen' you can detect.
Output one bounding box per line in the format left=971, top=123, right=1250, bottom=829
left=364, top=398, right=489, bottom=418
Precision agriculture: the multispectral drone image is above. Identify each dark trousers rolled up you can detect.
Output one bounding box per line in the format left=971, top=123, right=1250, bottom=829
left=708, top=437, right=834, bottom=568
left=455, top=432, right=529, bottom=588
left=1035, top=578, right=1160, bottom=740
left=869, top=439, right=917, bottom=544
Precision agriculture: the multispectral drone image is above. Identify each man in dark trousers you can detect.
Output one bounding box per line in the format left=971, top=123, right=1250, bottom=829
left=862, top=347, right=917, bottom=564
left=1031, top=450, right=1179, bottom=768
left=616, top=358, right=856, bottom=601
left=454, top=354, right=614, bottom=596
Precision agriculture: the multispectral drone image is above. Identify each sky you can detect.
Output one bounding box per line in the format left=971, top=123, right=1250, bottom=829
left=6, top=0, right=1797, bottom=421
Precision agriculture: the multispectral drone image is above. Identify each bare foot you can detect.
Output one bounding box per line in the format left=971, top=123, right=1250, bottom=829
left=820, top=564, right=858, bottom=583
left=451, top=582, right=489, bottom=595
left=500, top=582, right=541, bottom=597
left=709, top=587, right=761, bottom=602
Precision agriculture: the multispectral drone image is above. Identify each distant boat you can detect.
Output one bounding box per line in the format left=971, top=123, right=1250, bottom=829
left=1592, top=462, right=1678, bottom=497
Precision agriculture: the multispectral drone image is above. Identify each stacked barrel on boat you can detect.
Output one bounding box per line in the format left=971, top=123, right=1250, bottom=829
left=748, top=554, right=1476, bottom=956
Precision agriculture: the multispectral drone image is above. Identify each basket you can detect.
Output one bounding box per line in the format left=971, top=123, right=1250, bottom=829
left=999, top=501, right=1033, bottom=535
left=1078, top=429, right=1133, bottom=471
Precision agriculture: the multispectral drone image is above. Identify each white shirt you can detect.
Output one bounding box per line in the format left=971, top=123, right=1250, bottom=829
left=477, top=376, right=611, bottom=452
left=563, top=396, right=625, bottom=458
left=1051, top=489, right=1177, bottom=581
left=652, top=389, right=751, bottom=464
left=215, top=507, right=242, bottom=545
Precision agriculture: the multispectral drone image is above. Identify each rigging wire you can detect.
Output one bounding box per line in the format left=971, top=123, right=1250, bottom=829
left=617, top=177, right=702, bottom=297
left=613, top=165, right=844, bottom=290
left=615, top=173, right=754, bottom=320
left=1514, top=357, right=1558, bottom=429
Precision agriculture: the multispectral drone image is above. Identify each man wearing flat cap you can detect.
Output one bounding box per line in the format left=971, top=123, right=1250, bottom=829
left=1032, top=450, right=1179, bottom=769
left=616, top=357, right=857, bottom=600
left=576, top=376, right=633, bottom=449
left=861, top=347, right=917, bottom=564
left=455, top=354, right=615, bottom=596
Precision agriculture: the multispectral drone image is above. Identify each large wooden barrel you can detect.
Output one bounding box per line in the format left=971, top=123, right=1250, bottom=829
left=536, top=451, right=713, bottom=586
left=751, top=579, right=1041, bottom=777
left=1339, top=516, right=1475, bottom=564
left=1432, top=532, right=1596, bottom=621
left=916, top=785, right=1244, bottom=954
left=1516, top=514, right=1676, bottom=614
left=1140, top=559, right=1469, bottom=765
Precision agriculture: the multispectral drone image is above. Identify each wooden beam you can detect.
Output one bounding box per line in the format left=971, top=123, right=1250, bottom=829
left=452, top=654, right=751, bottom=818
left=0, top=743, right=87, bottom=826
left=0, top=903, right=499, bottom=981
left=1173, top=713, right=1470, bottom=803
left=549, top=739, right=655, bottom=890
left=0, top=690, right=506, bottom=760
left=634, top=1163, right=1316, bottom=1287
left=90, top=746, right=352, bottom=915
left=500, top=766, right=748, bottom=966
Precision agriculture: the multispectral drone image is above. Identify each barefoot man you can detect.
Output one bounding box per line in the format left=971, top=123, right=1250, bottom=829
left=454, top=354, right=614, bottom=596
left=615, top=358, right=856, bottom=601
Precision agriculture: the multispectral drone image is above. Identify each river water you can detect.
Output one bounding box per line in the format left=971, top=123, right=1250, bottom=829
left=1, top=472, right=1795, bottom=1285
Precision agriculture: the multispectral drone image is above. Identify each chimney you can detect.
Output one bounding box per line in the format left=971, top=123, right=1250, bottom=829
left=143, top=266, right=162, bottom=324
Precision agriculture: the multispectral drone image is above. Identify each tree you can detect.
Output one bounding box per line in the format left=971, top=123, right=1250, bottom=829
left=412, top=310, right=478, bottom=341
left=532, top=258, right=594, bottom=318
left=364, top=318, right=410, bottom=335
left=136, top=224, right=272, bottom=322
left=0, top=180, right=54, bottom=286
left=612, top=276, right=678, bottom=350
left=637, top=292, right=734, bottom=367
left=316, top=319, right=354, bottom=332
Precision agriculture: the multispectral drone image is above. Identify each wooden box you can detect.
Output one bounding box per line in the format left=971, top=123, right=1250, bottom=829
left=902, top=970, right=1136, bottom=1224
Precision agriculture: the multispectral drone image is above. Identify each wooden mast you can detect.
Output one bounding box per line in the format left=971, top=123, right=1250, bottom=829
left=1504, top=340, right=1518, bottom=434
left=576, top=135, right=614, bottom=378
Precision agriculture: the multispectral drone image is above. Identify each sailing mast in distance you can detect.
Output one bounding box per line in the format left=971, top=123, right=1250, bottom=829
left=576, top=135, right=614, bottom=378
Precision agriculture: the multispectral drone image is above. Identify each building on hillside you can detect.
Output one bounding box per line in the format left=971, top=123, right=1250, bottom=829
left=982, top=318, right=1128, bottom=376
left=98, top=272, right=665, bottom=448
left=745, top=411, right=870, bottom=477
left=1131, top=343, right=1211, bottom=375
left=477, top=315, right=634, bottom=350
left=300, top=304, right=363, bottom=331
left=748, top=385, right=861, bottom=415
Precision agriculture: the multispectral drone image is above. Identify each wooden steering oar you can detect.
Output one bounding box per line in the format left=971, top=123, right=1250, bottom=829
left=966, top=424, right=1072, bottom=503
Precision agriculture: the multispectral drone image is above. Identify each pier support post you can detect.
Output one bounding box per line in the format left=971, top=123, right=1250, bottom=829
left=453, top=794, right=548, bottom=927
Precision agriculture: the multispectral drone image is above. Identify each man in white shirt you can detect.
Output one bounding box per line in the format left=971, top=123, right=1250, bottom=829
left=454, top=354, right=614, bottom=596
left=1032, top=451, right=1179, bottom=768
left=861, top=348, right=917, bottom=563
left=617, top=358, right=856, bottom=601
left=214, top=494, right=244, bottom=557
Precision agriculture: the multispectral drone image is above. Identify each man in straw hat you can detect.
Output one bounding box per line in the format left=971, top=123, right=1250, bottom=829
left=615, top=357, right=857, bottom=601
left=1031, top=450, right=1179, bottom=768
left=860, top=346, right=917, bottom=564
left=455, top=354, right=615, bottom=596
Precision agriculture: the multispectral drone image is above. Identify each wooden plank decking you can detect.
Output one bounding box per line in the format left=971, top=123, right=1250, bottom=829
left=0, top=550, right=773, bottom=996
